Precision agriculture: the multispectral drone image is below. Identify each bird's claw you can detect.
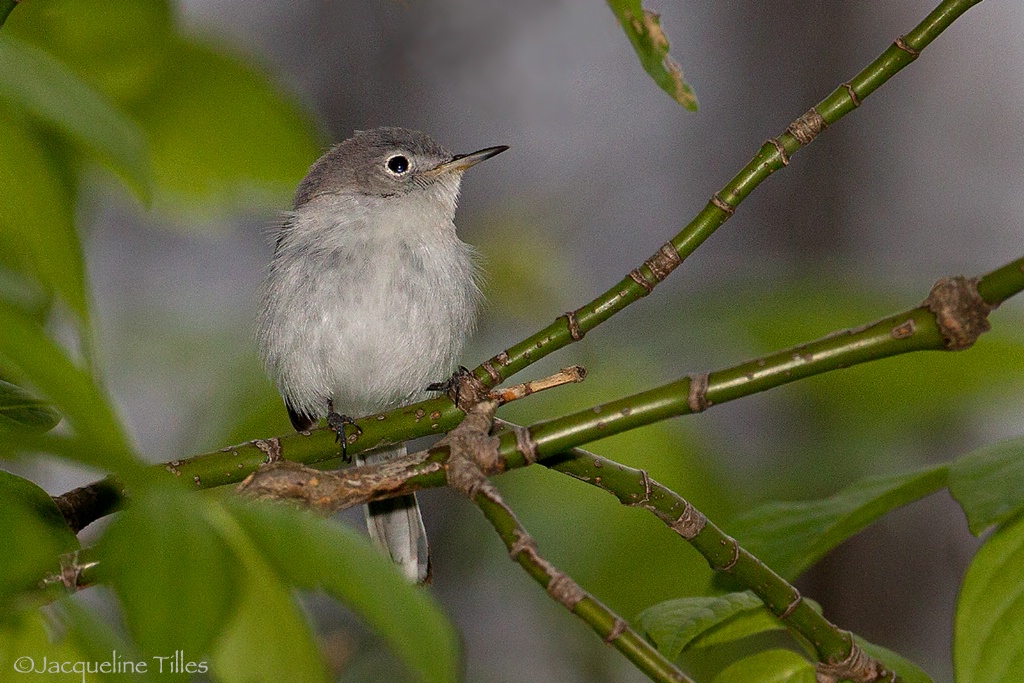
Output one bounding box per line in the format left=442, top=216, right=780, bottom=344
left=327, top=411, right=361, bottom=461
left=426, top=366, right=480, bottom=409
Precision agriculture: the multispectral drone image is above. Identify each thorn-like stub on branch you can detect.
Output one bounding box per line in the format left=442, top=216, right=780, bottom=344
left=816, top=637, right=894, bottom=683
left=923, top=275, right=993, bottom=350
left=787, top=108, right=828, bottom=145
left=44, top=551, right=93, bottom=592
left=687, top=372, right=711, bottom=413
left=669, top=501, right=706, bottom=539
left=893, top=35, right=920, bottom=58
left=842, top=82, right=861, bottom=107
left=561, top=309, right=585, bottom=341
left=250, top=437, right=282, bottom=464
left=545, top=572, right=586, bottom=610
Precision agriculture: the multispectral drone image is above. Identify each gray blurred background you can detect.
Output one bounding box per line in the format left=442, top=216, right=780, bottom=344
left=38, top=1, right=1024, bottom=681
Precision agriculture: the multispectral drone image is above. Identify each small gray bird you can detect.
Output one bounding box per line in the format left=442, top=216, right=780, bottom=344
left=256, top=127, right=507, bottom=582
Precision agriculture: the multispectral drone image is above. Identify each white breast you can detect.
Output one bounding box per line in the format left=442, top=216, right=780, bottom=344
left=256, top=193, right=481, bottom=419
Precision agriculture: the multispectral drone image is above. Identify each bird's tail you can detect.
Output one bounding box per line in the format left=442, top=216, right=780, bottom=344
left=359, top=445, right=430, bottom=583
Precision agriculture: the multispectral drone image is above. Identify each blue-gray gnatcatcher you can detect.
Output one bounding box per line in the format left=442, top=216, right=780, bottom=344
left=256, top=127, right=508, bottom=582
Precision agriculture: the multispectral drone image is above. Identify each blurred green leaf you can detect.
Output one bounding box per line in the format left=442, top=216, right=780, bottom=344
left=726, top=465, right=947, bottom=581
left=231, top=500, right=460, bottom=683
left=131, top=38, right=322, bottom=213
left=712, top=649, right=815, bottom=683
left=0, top=609, right=118, bottom=681
left=209, top=503, right=329, bottom=683
left=0, top=107, right=88, bottom=322
left=0, top=303, right=140, bottom=476
left=858, top=638, right=934, bottom=683
left=0, top=470, right=79, bottom=613
left=97, top=484, right=239, bottom=659
left=4, top=0, right=174, bottom=106
left=954, top=512, right=1024, bottom=683
left=0, top=36, right=150, bottom=199
left=0, top=379, right=60, bottom=433
left=607, top=0, right=697, bottom=110
left=637, top=592, right=775, bottom=660
left=949, top=435, right=1024, bottom=536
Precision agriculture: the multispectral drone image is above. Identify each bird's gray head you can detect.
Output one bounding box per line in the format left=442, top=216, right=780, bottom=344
left=294, top=127, right=508, bottom=209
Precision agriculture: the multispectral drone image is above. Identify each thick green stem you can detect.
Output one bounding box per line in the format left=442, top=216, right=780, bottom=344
left=470, top=489, right=693, bottom=683
left=542, top=448, right=895, bottom=679
left=54, top=254, right=1024, bottom=530
left=469, top=0, right=985, bottom=392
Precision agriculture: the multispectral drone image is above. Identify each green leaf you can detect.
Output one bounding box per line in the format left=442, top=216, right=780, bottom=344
left=231, top=500, right=461, bottom=683
left=637, top=592, right=777, bottom=659
left=607, top=0, right=698, bottom=110
left=949, top=435, right=1024, bottom=535
left=97, top=484, right=239, bottom=659
left=712, top=650, right=815, bottom=683
left=0, top=107, right=88, bottom=322
left=0, top=379, right=60, bottom=432
left=208, top=502, right=329, bottom=683
left=131, top=37, right=322, bottom=213
left=954, top=512, right=1024, bottom=683
left=0, top=36, right=150, bottom=199
left=4, top=0, right=174, bottom=106
left=0, top=470, right=79, bottom=611
left=0, top=303, right=139, bottom=476
left=727, top=465, right=948, bottom=581
left=857, top=638, right=934, bottom=683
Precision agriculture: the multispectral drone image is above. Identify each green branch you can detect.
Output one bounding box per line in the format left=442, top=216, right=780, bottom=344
left=469, top=0, right=985, bottom=391
left=55, top=255, right=1024, bottom=530
left=541, top=446, right=895, bottom=681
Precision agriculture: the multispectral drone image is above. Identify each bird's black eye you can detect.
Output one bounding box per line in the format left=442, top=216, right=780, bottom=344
left=386, top=154, right=409, bottom=174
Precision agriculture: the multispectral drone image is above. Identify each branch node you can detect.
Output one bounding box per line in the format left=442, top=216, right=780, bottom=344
left=893, top=35, right=920, bottom=58
left=842, top=82, right=861, bottom=107
left=512, top=423, right=540, bottom=464
left=482, top=361, right=501, bottom=384
left=710, top=192, right=736, bottom=216
left=767, top=137, right=790, bottom=166
left=890, top=318, right=916, bottom=339
left=604, top=617, right=628, bottom=644
left=923, top=275, right=993, bottom=350
left=816, top=636, right=892, bottom=683
left=629, top=269, right=654, bottom=295
left=779, top=589, right=803, bottom=619
left=687, top=372, right=712, bottom=413
left=545, top=572, right=586, bottom=610
left=644, top=243, right=683, bottom=282
left=562, top=310, right=585, bottom=341
left=508, top=529, right=537, bottom=560
left=251, top=437, right=282, bottom=464
left=636, top=469, right=653, bottom=506
left=717, top=537, right=741, bottom=572
left=669, top=501, right=706, bottom=539
left=787, top=107, right=828, bottom=145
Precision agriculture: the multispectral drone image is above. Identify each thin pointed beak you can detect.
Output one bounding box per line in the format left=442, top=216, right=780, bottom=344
left=423, top=145, right=509, bottom=177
